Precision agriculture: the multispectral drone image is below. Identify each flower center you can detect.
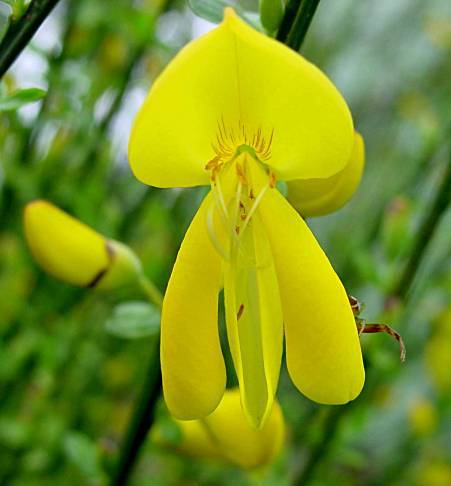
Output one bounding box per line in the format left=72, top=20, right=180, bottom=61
left=204, top=121, right=276, bottom=262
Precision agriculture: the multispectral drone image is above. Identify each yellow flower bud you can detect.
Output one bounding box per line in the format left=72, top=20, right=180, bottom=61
left=287, top=132, right=365, bottom=217
left=154, top=389, right=285, bottom=469
left=23, top=200, right=142, bottom=290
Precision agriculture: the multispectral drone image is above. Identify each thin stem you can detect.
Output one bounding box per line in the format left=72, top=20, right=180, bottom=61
left=0, top=0, right=62, bottom=78
left=276, top=0, right=302, bottom=43
left=139, top=275, right=163, bottom=309
left=391, top=148, right=451, bottom=300
left=285, top=0, right=321, bottom=51
left=111, top=275, right=163, bottom=486
left=20, top=0, right=78, bottom=162
left=293, top=406, right=347, bottom=485
left=111, top=344, right=162, bottom=486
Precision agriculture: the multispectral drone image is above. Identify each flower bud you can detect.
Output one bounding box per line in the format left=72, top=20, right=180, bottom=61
left=259, top=0, right=284, bottom=33
left=23, top=200, right=142, bottom=290
left=287, top=132, right=365, bottom=217
left=154, top=389, right=285, bottom=469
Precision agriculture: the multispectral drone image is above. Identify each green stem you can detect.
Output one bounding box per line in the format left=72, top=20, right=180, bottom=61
left=391, top=148, right=451, bottom=300
left=0, top=0, right=62, bottom=78
left=285, top=0, right=321, bottom=51
left=111, top=344, right=162, bottom=486
left=110, top=276, right=163, bottom=486
left=19, top=0, right=77, bottom=163
left=293, top=406, right=347, bottom=485
left=139, top=275, right=163, bottom=309
left=276, top=0, right=302, bottom=43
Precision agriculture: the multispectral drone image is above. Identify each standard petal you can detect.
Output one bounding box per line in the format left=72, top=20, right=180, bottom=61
left=259, top=189, right=365, bottom=404
left=222, top=9, right=354, bottom=180
left=129, top=15, right=241, bottom=188
left=287, top=132, right=365, bottom=217
left=161, top=194, right=226, bottom=419
left=129, top=9, right=354, bottom=188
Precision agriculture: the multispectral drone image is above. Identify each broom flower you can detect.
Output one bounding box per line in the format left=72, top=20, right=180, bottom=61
left=129, top=9, right=365, bottom=428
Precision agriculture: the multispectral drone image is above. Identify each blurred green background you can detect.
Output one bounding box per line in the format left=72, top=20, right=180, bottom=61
left=0, top=0, right=450, bottom=484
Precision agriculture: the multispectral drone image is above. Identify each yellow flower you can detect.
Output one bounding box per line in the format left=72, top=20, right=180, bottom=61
left=287, top=131, right=365, bottom=217
left=154, top=388, right=285, bottom=469
left=129, top=9, right=365, bottom=428
left=24, top=200, right=141, bottom=290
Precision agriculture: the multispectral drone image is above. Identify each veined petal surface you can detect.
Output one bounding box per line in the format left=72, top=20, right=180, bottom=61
left=259, top=189, right=365, bottom=404
left=161, top=194, right=226, bottom=419
left=129, top=9, right=354, bottom=187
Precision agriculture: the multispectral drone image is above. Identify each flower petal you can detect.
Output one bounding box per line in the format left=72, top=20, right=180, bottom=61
left=203, top=388, right=285, bottom=469
left=259, top=189, right=365, bottom=404
left=24, top=200, right=110, bottom=287
left=287, top=132, right=365, bottom=217
left=161, top=194, right=226, bottom=419
left=226, top=9, right=354, bottom=181
left=155, top=389, right=285, bottom=469
left=129, top=9, right=354, bottom=188
left=129, top=14, right=241, bottom=188
left=223, top=212, right=283, bottom=429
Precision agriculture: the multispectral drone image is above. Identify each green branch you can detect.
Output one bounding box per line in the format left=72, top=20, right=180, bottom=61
left=285, top=0, right=321, bottom=51
left=392, top=146, right=451, bottom=300
left=276, top=0, right=302, bottom=43
left=276, top=0, right=321, bottom=51
left=111, top=345, right=162, bottom=486
left=0, top=0, right=62, bottom=79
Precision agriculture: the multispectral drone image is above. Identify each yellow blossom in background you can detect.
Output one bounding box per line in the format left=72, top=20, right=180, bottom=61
left=408, top=397, right=438, bottom=437
left=415, top=460, right=451, bottom=486
left=129, top=8, right=365, bottom=428
left=287, top=131, right=365, bottom=217
left=424, top=306, right=451, bottom=394
left=24, top=200, right=142, bottom=290
left=154, top=389, right=285, bottom=469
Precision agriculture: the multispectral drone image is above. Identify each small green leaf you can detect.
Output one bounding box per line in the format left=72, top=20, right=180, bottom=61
left=259, top=0, right=284, bottom=33
left=188, top=0, right=260, bottom=29
left=105, top=301, right=160, bottom=339
left=0, top=88, right=46, bottom=112
left=63, top=431, right=103, bottom=478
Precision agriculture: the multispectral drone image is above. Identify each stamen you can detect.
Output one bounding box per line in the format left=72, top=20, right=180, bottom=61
left=230, top=177, right=242, bottom=237
left=206, top=201, right=230, bottom=261
left=239, top=183, right=270, bottom=236
left=214, top=175, right=229, bottom=221
left=269, top=171, right=277, bottom=188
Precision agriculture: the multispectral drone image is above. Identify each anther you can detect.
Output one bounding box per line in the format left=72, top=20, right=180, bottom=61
left=269, top=171, right=276, bottom=188
left=237, top=303, right=245, bottom=320
left=235, top=163, right=248, bottom=186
